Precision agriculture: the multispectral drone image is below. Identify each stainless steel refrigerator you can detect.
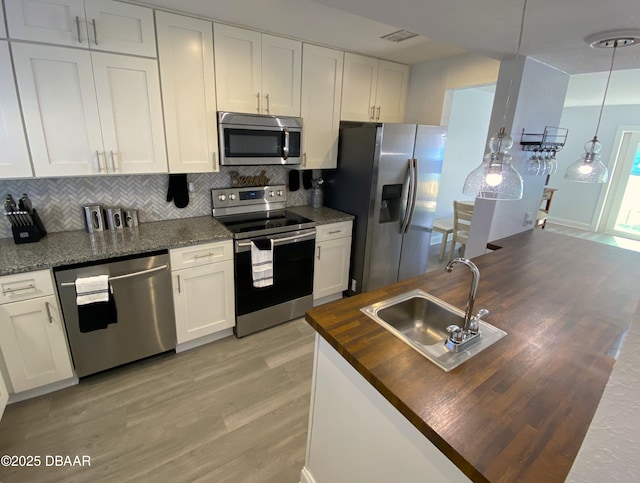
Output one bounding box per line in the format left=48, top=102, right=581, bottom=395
left=324, top=122, right=447, bottom=294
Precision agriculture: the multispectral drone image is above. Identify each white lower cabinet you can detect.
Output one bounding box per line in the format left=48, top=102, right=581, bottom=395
left=0, top=370, right=7, bottom=420
left=0, top=292, right=74, bottom=393
left=314, top=221, right=352, bottom=302
left=170, top=241, right=235, bottom=346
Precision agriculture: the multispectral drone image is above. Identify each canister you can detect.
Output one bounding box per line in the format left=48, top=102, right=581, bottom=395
left=104, top=207, right=124, bottom=230
left=83, top=205, right=104, bottom=233
left=124, top=209, right=139, bottom=228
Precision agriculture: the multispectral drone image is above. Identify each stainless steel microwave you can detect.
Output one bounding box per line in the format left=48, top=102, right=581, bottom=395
left=218, top=111, right=303, bottom=166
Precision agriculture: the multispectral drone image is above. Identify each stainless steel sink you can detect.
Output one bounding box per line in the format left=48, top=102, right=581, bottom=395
left=361, top=289, right=506, bottom=372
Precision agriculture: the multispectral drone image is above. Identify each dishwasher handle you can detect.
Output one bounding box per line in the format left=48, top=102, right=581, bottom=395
left=60, top=264, right=169, bottom=287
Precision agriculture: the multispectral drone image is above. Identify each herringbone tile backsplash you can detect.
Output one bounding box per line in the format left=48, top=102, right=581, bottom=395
left=0, top=167, right=313, bottom=239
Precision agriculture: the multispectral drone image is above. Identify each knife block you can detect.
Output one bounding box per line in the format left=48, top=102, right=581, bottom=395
left=11, top=209, right=47, bottom=244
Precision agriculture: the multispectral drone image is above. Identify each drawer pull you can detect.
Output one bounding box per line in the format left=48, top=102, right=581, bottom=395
left=45, top=302, right=54, bottom=324
left=2, top=283, right=36, bottom=295
left=194, top=252, right=217, bottom=259
left=328, top=230, right=341, bottom=235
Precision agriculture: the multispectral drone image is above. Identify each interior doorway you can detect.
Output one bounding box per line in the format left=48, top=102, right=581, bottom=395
left=601, top=129, right=640, bottom=240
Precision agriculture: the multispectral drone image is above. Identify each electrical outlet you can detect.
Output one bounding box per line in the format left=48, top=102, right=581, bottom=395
left=524, top=212, right=533, bottom=227
left=351, top=279, right=357, bottom=292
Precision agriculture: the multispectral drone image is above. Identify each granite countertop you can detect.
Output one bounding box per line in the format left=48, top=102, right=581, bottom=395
left=305, top=229, right=640, bottom=482
left=0, top=206, right=353, bottom=276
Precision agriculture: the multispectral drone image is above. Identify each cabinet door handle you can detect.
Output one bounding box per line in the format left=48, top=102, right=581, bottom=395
left=376, top=106, right=381, bottom=120
left=1, top=283, right=35, bottom=295
left=256, top=92, right=261, bottom=113
left=176, top=274, right=181, bottom=293
left=303, top=152, right=307, bottom=167
left=92, top=18, right=98, bottom=45
left=110, top=150, right=117, bottom=172
left=213, top=151, right=217, bottom=165
left=96, top=150, right=106, bottom=173
left=45, top=302, right=54, bottom=324
left=265, top=93, right=270, bottom=114
left=75, top=16, right=82, bottom=43
left=370, top=105, right=375, bottom=120
left=317, top=246, right=321, bottom=260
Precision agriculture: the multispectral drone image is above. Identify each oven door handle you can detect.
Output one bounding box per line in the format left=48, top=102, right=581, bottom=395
left=236, top=230, right=315, bottom=249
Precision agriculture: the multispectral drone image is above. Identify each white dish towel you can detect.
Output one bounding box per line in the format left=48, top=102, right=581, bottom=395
left=251, top=240, right=274, bottom=288
left=75, top=275, right=110, bottom=305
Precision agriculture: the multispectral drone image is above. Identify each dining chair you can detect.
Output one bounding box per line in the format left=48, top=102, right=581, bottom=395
left=449, top=201, right=474, bottom=261
left=535, top=188, right=557, bottom=229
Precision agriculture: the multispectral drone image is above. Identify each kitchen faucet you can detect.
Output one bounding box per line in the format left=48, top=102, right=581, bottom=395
left=444, top=258, right=489, bottom=352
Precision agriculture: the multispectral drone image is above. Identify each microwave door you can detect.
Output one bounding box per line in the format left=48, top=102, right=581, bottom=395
left=219, top=125, right=302, bottom=166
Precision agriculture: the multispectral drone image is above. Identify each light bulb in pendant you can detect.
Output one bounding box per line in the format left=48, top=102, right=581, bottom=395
left=485, top=173, right=503, bottom=186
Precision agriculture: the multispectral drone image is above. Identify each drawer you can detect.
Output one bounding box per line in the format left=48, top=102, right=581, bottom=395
left=316, top=221, right=353, bottom=242
left=170, top=240, right=233, bottom=271
left=0, top=270, right=55, bottom=304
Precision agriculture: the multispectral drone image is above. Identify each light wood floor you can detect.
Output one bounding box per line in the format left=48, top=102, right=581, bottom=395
left=0, top=318, right=315, bottom=483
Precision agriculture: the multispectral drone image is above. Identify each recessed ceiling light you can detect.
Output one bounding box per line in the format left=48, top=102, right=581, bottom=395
left=380, top=30, right=418, bottom=43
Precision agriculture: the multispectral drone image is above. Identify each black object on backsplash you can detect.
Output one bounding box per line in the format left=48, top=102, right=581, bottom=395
left=11, top=209, right=47, bottom=244
left=302, top=170, right=313, bottom=190
left=288, top=170, right=300, bottom=192
left=166, top=174, right=189, bottom=208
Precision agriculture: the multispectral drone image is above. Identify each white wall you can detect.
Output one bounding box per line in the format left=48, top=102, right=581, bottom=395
left=465, top=57, right=569, bottom=257
left=548, top=104, right=640, bottom=230
left=434, top=86, right=494, bottom=225
left=405, top=53, right=499, bottom=125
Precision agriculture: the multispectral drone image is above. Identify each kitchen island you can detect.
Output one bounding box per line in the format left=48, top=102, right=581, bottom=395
left=303, top=229, right=640, bottom=482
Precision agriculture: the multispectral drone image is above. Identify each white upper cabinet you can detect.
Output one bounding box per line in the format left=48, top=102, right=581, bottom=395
left=5, top=0, right=156, bottom=57
left=214, top=23, right=301, bottom=116
left=13, top=43, right=167, bottom=176
left=83, top=0, right=156, bottom=57
left=300, top=44, right=343, bottom=170
left=261, top=34, right=302, bottom=116
left=376, top=60, right=409, bottom=122
left=12, top=43, right=103, bottom=177
left=5, top=0, right=88, bottom=47
left=91, top=52, right=167, bottom=174
left=341, top=53, right=408, bottom=123
left=0, top=41, right=32, bottom=178
left=156, top=12, right=218, bottom=173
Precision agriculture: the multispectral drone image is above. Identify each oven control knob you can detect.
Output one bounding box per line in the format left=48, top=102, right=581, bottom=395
left=268, top=191, right=275, bottom=197
left=229, top=194, right=236, bottom=200
left=218, top=194, right=226, bottom=201
left=276, top=190, right=283, bottom=196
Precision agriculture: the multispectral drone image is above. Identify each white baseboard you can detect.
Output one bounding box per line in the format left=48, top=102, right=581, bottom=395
left=547, top=216, right=592, bottom=231
left=300, top=466, right=316, bottom=483
left=175, top=328, right=234, bottom=353
left=8, top=377, right=79, bottom=404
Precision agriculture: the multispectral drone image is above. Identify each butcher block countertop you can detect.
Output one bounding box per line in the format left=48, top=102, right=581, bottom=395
left=305, top=229, right=640, bottom=482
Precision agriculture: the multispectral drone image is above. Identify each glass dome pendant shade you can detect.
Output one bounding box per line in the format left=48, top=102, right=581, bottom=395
left=564, top=136, right=609, bottom=183
left=463, top=128, right=524, bottom=200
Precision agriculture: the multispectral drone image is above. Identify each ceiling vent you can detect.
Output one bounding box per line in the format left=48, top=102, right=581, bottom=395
left=380, top=29, right=418, bottom=43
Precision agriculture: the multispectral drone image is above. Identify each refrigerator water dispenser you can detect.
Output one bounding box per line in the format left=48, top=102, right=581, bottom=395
left=379, top=184, right=403, bottom=223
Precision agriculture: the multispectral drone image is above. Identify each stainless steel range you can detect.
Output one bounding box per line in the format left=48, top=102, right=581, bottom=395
left=212, top=185, right=316, bottom=337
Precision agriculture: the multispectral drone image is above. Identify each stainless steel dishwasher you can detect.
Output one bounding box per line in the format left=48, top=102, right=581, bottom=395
left=54, top=251, right=176, bottom=377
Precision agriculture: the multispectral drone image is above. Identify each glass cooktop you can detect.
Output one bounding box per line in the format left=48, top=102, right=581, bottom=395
left=216, top=210, right=316, bottom=239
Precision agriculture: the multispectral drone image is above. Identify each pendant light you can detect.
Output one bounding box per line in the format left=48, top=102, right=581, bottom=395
left=463, top=0, right=528, bottom=200
left=564, top=32, right=640, bottom=183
